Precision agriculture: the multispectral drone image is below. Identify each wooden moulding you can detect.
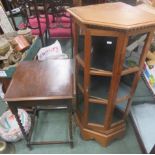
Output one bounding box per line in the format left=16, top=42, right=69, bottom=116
left=67, top=3, right=155, bottom=31
left=86, top=120, right=125, bottom=135
left=75, top=113, right=126, bottom=147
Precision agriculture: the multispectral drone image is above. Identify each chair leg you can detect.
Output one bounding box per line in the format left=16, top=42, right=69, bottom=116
left=40, top=35, right=44, bottom=47
left=68, top=103, right=73, bottom=148
left=45, top=30, right=48, bottom=46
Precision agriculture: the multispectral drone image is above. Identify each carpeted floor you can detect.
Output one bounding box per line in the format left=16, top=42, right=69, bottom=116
left=0, top=99, right=141, bottom=154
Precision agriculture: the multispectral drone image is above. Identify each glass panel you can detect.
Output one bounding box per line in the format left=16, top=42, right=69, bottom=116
left=111, top=104, right=125, bottom=124
left=124, top=33, right=147, bottom=69
left=89, top=73, right=135, bottom=100
left=91, top=36, right=117, bottom=71
left=117, top=73, right=135, bottom=99
left=89, top=76, right=111, bottom=99
left=88, top=103, right=106, bottom=125
left=77, top=27, right=85, bottom=61
left=76, top=87, right=84, bottom=114
left=116, top=101, right=127, bottom=112
left=77, top=65, right=84, bottom=87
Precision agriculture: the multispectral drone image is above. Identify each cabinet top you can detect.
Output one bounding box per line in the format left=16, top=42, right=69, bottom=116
left=67, top=2, right=155, bottom=30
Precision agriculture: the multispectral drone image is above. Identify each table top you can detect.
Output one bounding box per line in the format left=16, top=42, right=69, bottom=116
left=5, top=59, right=73, bottom=102
left=67, top=2, right=155, bottom=30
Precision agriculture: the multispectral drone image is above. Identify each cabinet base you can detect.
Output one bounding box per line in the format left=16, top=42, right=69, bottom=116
left=75, top=114, right=126, bottom=147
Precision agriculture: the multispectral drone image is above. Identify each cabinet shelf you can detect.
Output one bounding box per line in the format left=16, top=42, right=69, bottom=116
left=91, top=53, right=140, bottom=74
left=77, top=87, right=129, bottom=105
left=90, top=68, right=112, bottom=77
left=77, top=55, right=139, bottom=78
left=77, top=68, right=132, bottom=104
left=121, top=66, right=140, bottom=76
left=89, top=97, right=108, bottom=104
left=77, top=50, right=139, bottom=77
left=89, top=76, right=131, bottom=103
left=116, top=96, right=130, bottom=104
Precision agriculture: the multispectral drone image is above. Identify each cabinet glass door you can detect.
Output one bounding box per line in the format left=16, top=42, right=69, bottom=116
left=123, top=33, right=148, bottom=69
left=90, top=36, right=117, bottom=71
left=88, top=102, right=106, bottom=125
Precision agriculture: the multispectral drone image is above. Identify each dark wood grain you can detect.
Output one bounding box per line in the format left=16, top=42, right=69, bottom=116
left=5, top=59, right=73, bottom=101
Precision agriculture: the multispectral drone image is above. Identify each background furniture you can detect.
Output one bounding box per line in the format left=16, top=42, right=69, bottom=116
left=2, top=0, right=74, bottom=58
left=0, top=37, right=42, bottom=94
left=68, top=2, right=155, bottom=146
left=6, top=0, right=47, bottom=46
left=43, top=0, right=73, bottom=58
left=44, top=0, right=73, bottom=40
left=4, top=59, right=74, bottom=148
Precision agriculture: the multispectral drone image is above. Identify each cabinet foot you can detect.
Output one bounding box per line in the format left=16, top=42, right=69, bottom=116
left=75, top=114, right=126, bottom=147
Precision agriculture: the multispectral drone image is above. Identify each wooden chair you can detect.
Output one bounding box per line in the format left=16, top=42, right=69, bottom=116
left=43, top=0, right=73, bottom=44
left=6, top=0, right=47, bottom=46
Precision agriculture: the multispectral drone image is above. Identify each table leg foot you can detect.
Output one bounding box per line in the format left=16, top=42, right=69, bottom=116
left=69, top=103, right=73, bottom=148
left=27, top=143, right=32, bottom=150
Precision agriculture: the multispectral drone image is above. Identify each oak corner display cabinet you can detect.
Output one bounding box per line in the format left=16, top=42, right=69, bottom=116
left=67, top=2, right=155, bottom=146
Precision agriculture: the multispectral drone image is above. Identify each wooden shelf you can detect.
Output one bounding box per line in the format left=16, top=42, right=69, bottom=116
left=77, top=69, right=132, bottom=104
left=77, top=80, right=131, bottom=105
left=121, top=66, right=140, bottom=76
left=77, top=49, right=140, bottom=77
left=116, top=96, right=130, bottom=104
left=89, top=97, right=108, bottom=105
left=89, top=76, right=131, bottom=102
left=90, top=68, right=112, bottom=77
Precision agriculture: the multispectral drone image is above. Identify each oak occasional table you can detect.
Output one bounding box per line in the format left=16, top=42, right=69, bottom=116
left=4, top=59, right=74, bottom=149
